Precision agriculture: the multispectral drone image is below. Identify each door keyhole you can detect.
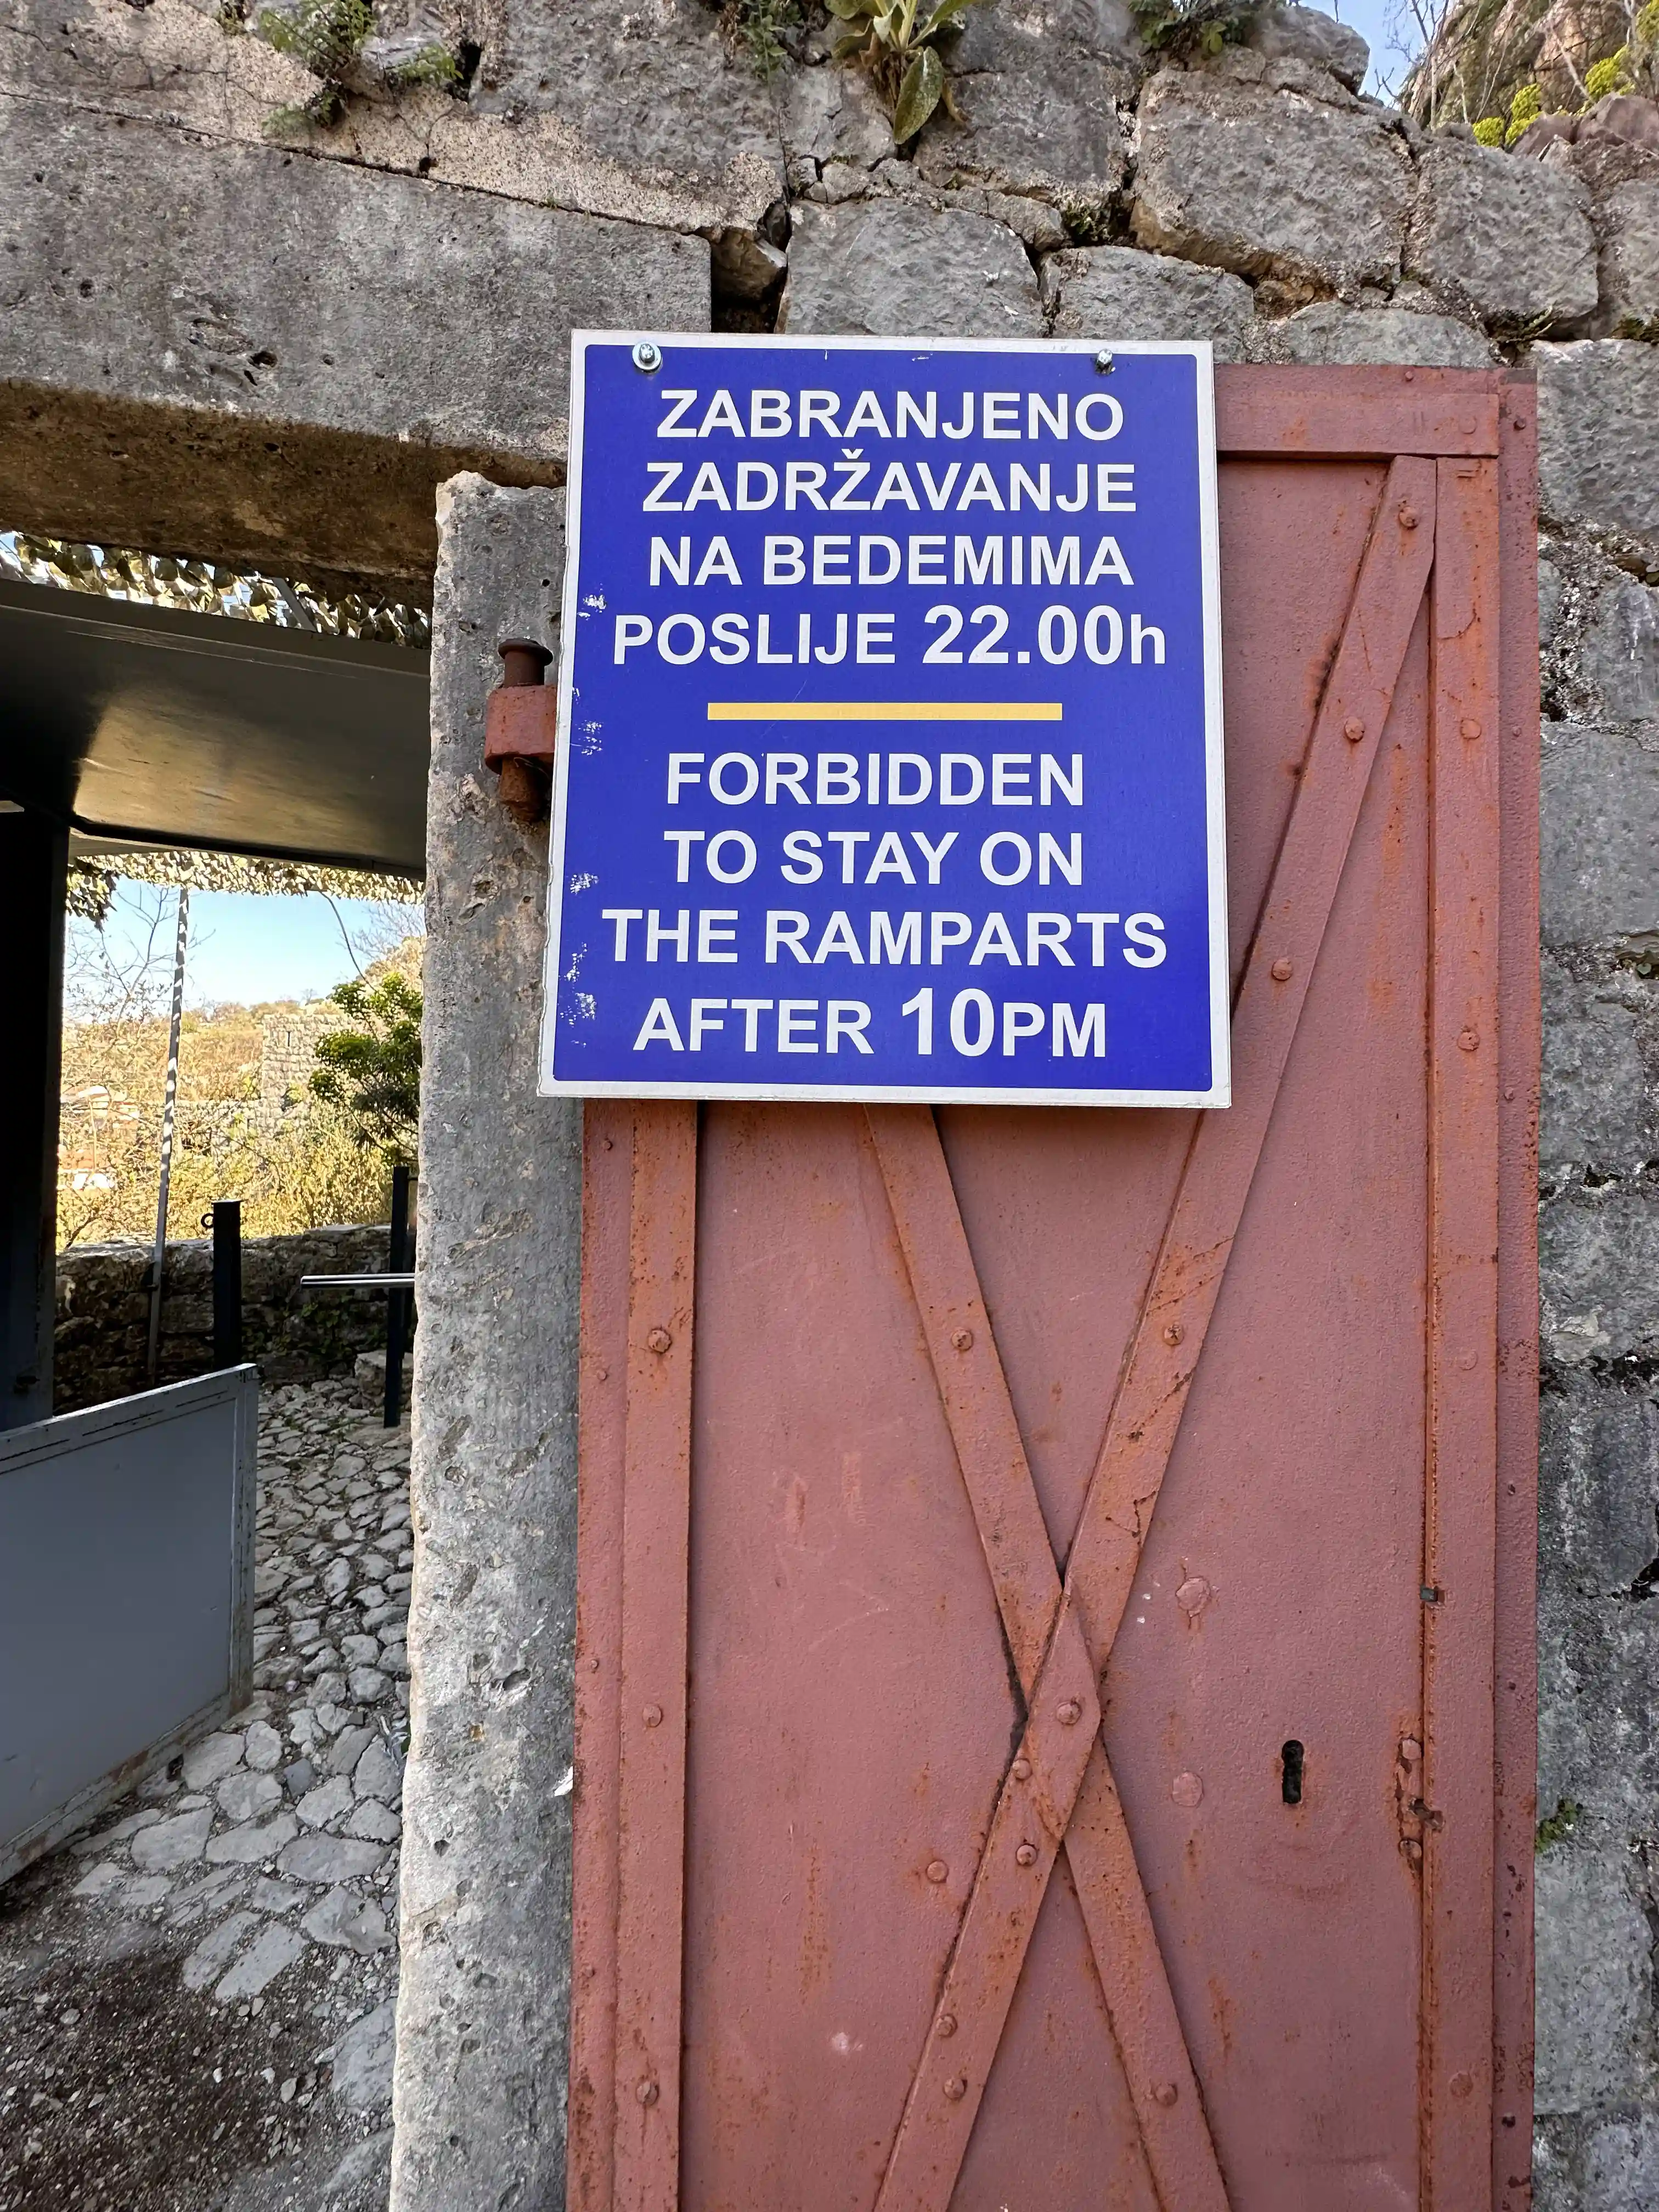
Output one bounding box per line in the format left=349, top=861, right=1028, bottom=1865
left=1280, top=1740, right=1305, bottom=1806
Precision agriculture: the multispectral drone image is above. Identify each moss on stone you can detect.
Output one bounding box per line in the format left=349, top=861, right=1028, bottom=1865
left=1536, top=1797, right=1583, bottom=1853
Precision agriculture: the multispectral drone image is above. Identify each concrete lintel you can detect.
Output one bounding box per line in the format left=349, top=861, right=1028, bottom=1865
left=0, top=97, right=709, bottom=590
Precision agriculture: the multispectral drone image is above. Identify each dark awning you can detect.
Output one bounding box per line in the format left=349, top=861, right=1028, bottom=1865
left=0, top=579, right=430, bottom=877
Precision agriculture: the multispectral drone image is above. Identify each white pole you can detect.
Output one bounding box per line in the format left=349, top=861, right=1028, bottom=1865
left=145, top=886, right=190, bottom=1385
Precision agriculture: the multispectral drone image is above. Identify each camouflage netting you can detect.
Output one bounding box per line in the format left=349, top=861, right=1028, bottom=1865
left=0, top=528, right=430, bottom=648
left=3, top=523, right=429, bottom=921
left=66, top=850, right=425, bottom=926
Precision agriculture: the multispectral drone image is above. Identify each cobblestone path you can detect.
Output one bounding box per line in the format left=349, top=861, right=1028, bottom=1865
left=0, top=1379, right=409, bottom=2211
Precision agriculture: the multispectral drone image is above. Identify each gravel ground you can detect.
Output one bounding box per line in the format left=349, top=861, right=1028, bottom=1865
left=0, top=1379, right=410, bottom=2211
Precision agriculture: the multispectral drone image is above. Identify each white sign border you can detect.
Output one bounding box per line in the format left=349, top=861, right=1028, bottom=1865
left=537, top=331, right=1230, bottom=1111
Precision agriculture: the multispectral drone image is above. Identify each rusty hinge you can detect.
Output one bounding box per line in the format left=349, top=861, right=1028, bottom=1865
left=1396, top=1733, right=1441, bottom=1869
left=485, top=637, right=557, bottom=825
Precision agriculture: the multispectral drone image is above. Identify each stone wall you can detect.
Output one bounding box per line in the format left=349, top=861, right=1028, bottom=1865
left=259, top=1002, right=346, bottom=1110
left=7, top=0, right=1659, bottom=2200
left=1532, top=393, right=1659, bottom=2204
left=54, top=1223, right=400, bottom=1412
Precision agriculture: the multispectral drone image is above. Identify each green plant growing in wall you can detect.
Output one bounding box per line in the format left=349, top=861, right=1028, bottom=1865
left=827, top=0, right=984, bottom=143
left=1582, top=50, right=1630, bottom=98
left=1503, top=79, right=1542, bottom=142
left=1534, top=1798, right=1582, bottom=1853
left=1129, top=0, right=1266, bottom=63
left=386, top=40, right=459, bottom=87
left=309, top=972, right=422, bottom=1167
left=259, top=0, right=374, bottom=126
left=727, top=0, right=799, bottom=79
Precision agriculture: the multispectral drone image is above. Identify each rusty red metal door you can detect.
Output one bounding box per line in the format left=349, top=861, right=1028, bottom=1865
left=568, top=368, right=1539, bottom=2212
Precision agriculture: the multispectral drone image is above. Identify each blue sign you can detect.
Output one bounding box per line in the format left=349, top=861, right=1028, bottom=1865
left=539, top=335, right=1228, bottom=1108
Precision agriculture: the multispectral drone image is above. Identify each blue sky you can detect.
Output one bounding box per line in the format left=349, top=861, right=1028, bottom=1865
left=184, top=891, right=422, bottom=1008
left=77, top=883, right=424, bottom=1012
left=1328, top=0, right=1412, bottom=96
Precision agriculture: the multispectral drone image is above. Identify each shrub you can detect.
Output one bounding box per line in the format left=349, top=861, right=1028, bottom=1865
left=308, top=972, right=422, bottom=1167
left=1504, top=80, right=1542, bottom=144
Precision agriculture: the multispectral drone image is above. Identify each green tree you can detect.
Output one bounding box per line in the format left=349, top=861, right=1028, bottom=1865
left=309, top=972, right=422, bottom=1166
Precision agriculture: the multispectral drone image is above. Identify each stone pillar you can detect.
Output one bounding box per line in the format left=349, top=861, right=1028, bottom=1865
left=0, top=806, right=67, bottom=1429
left=392, top=477, right=578, bottom=2211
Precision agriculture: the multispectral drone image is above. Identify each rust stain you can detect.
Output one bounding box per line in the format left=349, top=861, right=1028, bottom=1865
left=800, top=1845, right=830, bottom=1997
left=1207, top=1976, right=1237, bottom=2058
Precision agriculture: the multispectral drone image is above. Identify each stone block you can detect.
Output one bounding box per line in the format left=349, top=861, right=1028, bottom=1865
left=279, top=1832, right=385, bottom=1884
left=778, top=202, right=1044, bottom=337
left=1541, top=954, right=1657, bottom=1175
left=0, top=97, right=708, bottom=592
left=1537, top=1579, right=1659, bottom=1830
left=303, top=1885, right=393, bottom=1951
left=940, top=184, right=1071, bottom=253
left=1534, top=1840, right=1654, bottom=2113
left=0, top=0, right=316, bottom=147
left=1130, top=70, right=1412, bottom=294
left=213, top=1918, right=306, bottom=2001
left=346, top=1797, right=402, bottom=1841
left=471, top=0, right=783, bottom=221
left=72, top=1862, right=125, bottom=1899
left=783, top=64, right=896, bottom=173
left=355, top=1347, right=413, bottom=1412
left=391, top=477, right=579, bottom=2212
left=205, top=1811, right=298, bottom=1864
left=1535, top=2109, right=1659, bottom=2212
left=181, top=1732, right=244, bottom=1791
left=1601, top=179, right=1659, bottom=335
left=354, top=1738, right=403, bottom=1804
left=1244, top=300, right=1496, bottom=365
left=1576, top=576, right=1659, bottom=725
left=912, top=0, right=1139, bottom=212
left=1244, top=2, right=1369, bottom=89
left=1537, top=341, right=1659, bottom=552
left=331, top=1999, right=397, bottom=2113
left=1541, top=723, right=1659, bottom=945
left=1406, top=139, right=1596, bottom=330
left=1539, top=1369, right=1659, bottom=1595
left=1041, top=245, right=1255, bottom=358
left=1540, top=1188, right=1659, bottom=1368
left=183, top=1911, right=262, bottom=1994
left=217, top=1770, right=283, bottom=1824
left=130, top=1808, right=212, bottom=1872
left=0, top=0, right=768, bottom=233
left=297, top=1776, right=356, bottom=1831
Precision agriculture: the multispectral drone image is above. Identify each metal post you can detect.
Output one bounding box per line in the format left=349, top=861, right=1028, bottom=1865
left=145, top=887, right=189, bottom=1387
left=0, top=808, right=67, bottom=1430
left=385, top=1162, right=411, bottom=1427
left=210, top=1200, right=242, bottom=1369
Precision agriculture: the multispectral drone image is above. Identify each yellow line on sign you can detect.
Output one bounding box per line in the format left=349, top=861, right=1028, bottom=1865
left=706, top=702, right=1063, bottom=722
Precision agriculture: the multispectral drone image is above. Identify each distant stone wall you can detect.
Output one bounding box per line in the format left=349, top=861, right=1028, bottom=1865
left=54, top=1223, right=399, bottom=1414
left=259, top=1002, right=346, bottom=1111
